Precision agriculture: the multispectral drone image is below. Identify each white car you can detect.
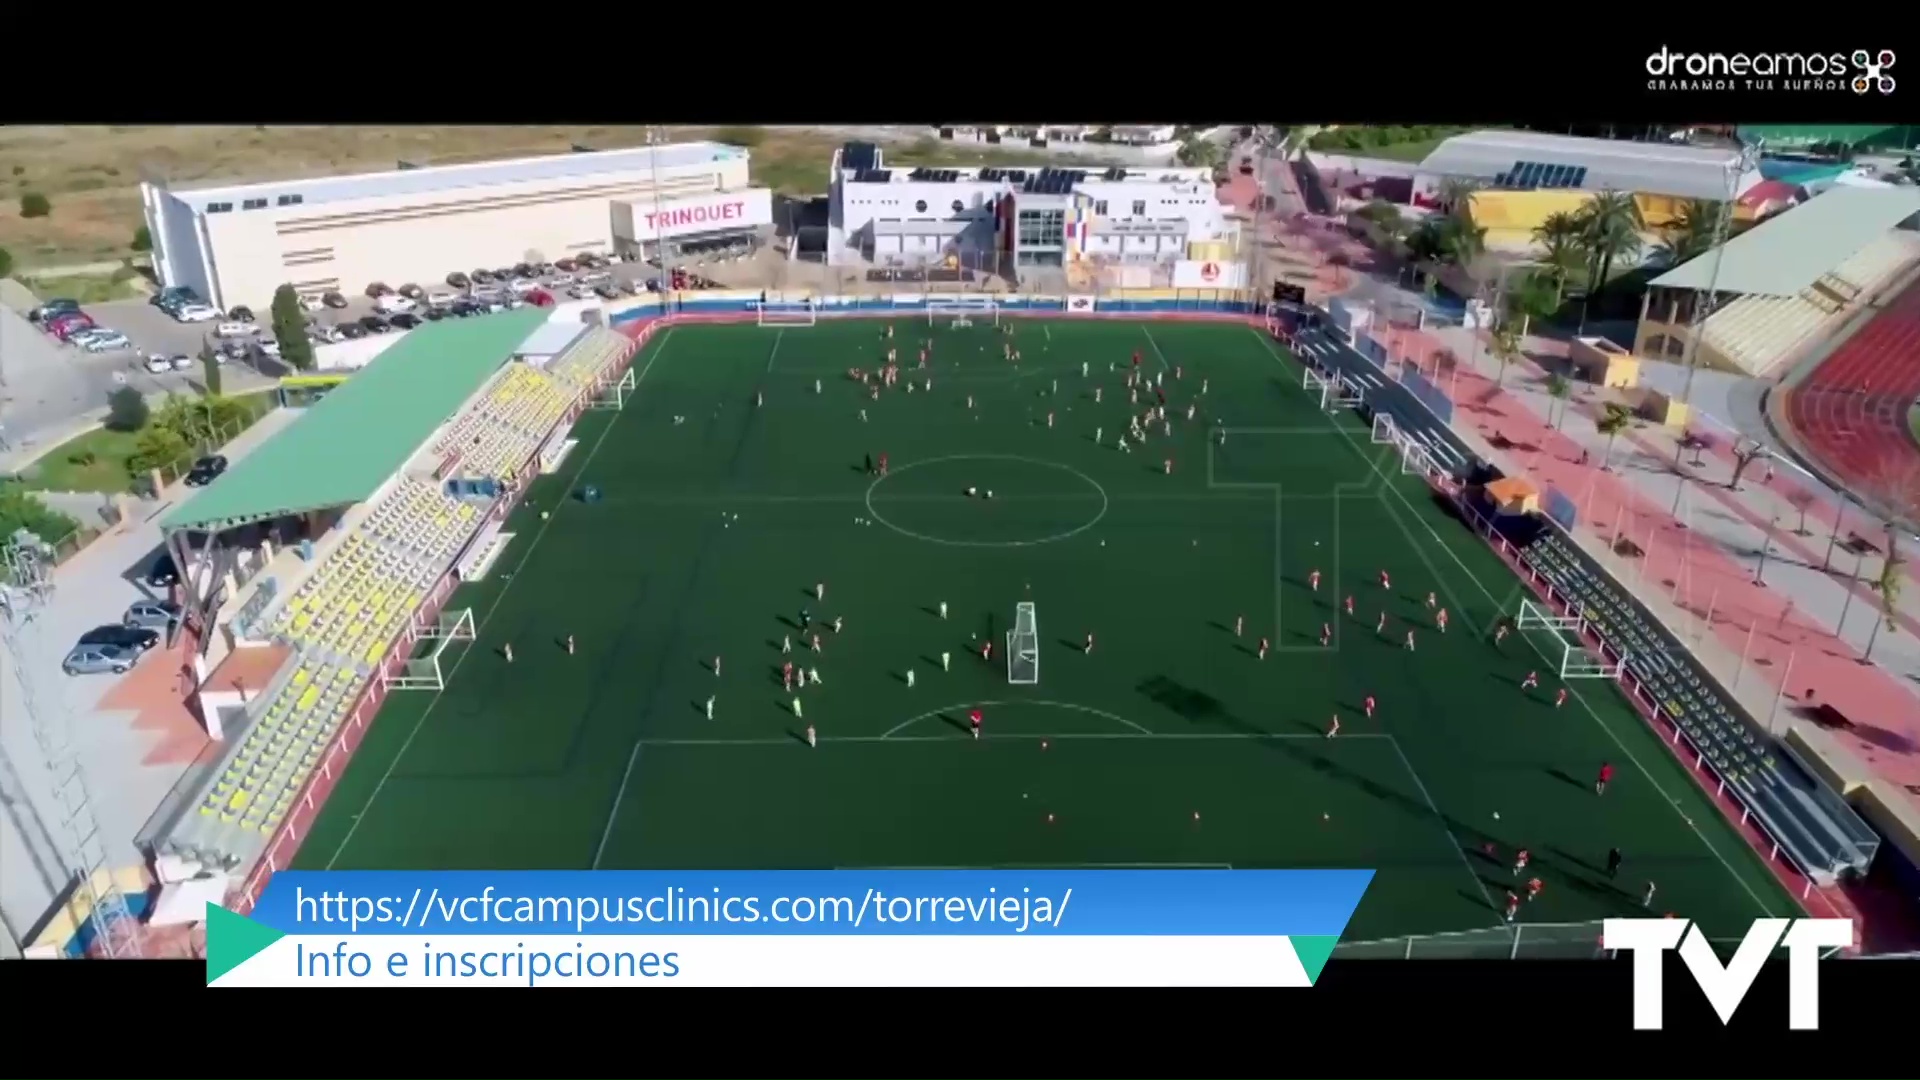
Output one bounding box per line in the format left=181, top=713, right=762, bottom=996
left=425, top=289, right=457, bottom=307
left=174, top=304, right=221, bottom=323
left=256, top=339, right=282, bottom=358
left=508, top=277, right=539, bottom=296
left=299, top=295, right=326, bottom=313
left=214, top=322, right=256, bottom=338
left=311, top=323, right=346, bottom=344
left=374, top=294, right=416, bottom=314
left=170, top=353, right=196, bottom=371
left=143, top=353, right=175, bottom=374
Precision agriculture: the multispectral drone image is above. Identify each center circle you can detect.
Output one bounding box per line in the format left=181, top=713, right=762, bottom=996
left=865, top=454, right=1108, bottom=548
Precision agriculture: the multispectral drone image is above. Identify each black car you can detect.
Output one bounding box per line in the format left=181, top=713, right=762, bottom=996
left=229, top=305, right=255, bottom=322
left=79, top=624, right=161, bottom=653
left=184, top=455, right=228, bottom=487
left=338, top=321, right=368, bottom=339
left=471, top=268, right=495, bottom=284
left=446, top=271, right=471, bottom=288
left=322, top=291, right=350, bottom=309
left=145, top=554, right=179, bottom=588
left=360, top=314, right=391, bottom=334
left=422, top=306, right=446, bottom=321
left=390, top=313, right=423, bottom=330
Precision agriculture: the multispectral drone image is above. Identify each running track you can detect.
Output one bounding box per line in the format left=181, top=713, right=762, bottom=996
left=1782, top=276, right=1920, bottom=519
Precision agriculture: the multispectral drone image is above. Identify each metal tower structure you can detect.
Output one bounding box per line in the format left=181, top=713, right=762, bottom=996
left=0, top=537, right=141, bottom=958
left=647, top=125, right=678, bottom=296
left=1676, top=138, right=1765, bottom=411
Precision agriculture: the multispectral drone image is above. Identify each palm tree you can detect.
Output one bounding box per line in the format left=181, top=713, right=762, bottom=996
left=1437, top=177, right=1482, bottom=218
left=1508, top=272, right=1561, bottom=336
left=1544, top=372, right=1572, bottom=428
left=1573, top=191, right=1644, bottom=327
left=1654, top=199, right=1723, bottom=267
left=1531, top=212, right=1585, bottom=302
left=1178, top=139, right=1223, bottom=170
left=1595, top=403, right=1634, bottom=470
left=1488, top=320, right=1523, bottom=388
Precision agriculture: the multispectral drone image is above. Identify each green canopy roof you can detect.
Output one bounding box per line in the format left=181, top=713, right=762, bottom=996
left=162, top=309, right=548, bottom=531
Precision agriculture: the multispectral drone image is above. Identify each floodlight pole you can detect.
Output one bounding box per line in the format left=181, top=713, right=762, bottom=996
left=1672, top=139, right=1762, bottom=516
left=0, top=541, right=140, bottom=958
left=649, top=128, right=673, bottom=304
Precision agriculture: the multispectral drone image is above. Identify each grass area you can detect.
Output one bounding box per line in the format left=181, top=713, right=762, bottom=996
left=293, top=319, right=1797, bottom=947
left=20, top=389, right=277, bottom=493
left=0, top=125, right=1104, bottom=266
left=22, top=268, right=148, bottom=303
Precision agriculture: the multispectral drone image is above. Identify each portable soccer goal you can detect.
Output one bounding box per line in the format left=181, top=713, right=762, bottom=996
left=929, top=298, right=999, bottom=330
left=1371, top=412, right=1399, bottom=445
left=1332, top=374, right=1365, bottom=407
left=1395, top=431, right=1439, bottom=477
left=588, top=366, right=637, bottom=410
left=1303, top=368, right=1335, bottom=410
left=1514, top=599, right=1625, bottom=680
left=384, top=608, right=478, bottom=691
left=758, top=300, right=817, bottom=327
left=1007, top=602, right=1039, bottom=685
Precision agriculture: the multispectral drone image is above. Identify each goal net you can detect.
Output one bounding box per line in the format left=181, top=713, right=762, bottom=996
left=1008, top=602, right=1039, bottom=685
left=929, top=298, right=999, bottom=329
left=1514, top=599, right=1625, bottom=680
left=384, top=608, right=477, bottom=691
left=758, top=300, right=817, bottom=327
left=1303, top=368, right=1335, bottom=410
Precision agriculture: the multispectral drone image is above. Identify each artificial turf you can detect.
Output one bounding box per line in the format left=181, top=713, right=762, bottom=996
left=293, top=316, right=1801, bottom=949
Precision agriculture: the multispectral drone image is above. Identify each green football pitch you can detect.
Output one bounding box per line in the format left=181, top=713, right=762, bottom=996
left=294, top=316, right=1800, bottom=946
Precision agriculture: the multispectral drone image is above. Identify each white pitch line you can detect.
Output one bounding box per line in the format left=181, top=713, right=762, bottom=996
left=592, top=743, right=642, bottom=868
left=766, top=328, right=785, bottom=373
left=640, top=730, right=1395, bottom=747
left=1386, top=734, right=1500, bottom=916
left=1139, top=324, right=1174, bottom=372
left=322, top=328, right=679, bottom=870
left=882, top=699, right=1153, bottom=739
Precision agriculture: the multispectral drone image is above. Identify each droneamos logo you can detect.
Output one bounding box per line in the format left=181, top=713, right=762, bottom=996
left=1645, top=47, right=1894, bottom=94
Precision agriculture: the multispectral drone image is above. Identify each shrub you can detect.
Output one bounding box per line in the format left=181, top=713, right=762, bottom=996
left=127, top=427, right=190, bottom=475
left=132, top=224, right=152, bottom=252
left=105, top=386, right=149, bottom=432
left=0, top=245, right=12, bottom=278
left=0, top=483, right=82, bottom=544
left=19, top=192, right=51, bottom=218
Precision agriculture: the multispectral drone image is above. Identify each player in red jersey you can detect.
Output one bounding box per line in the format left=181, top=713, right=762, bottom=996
left=1596, top=762, right=1614, bottom=795
left=1363, top=694, right=1376, bottom=718
left=1504, top=891, right=1521, bottom=922
left=1344, top=594, right=1355, bottom=617
left=1513, top=848, right=1530, bottom=875
left=1131, top=350, right=1142, bottom=369
left=1379, top=569, right=1391, bottom=590
left=969, top=708, right=983, bottom=740
left=1521, top=670, right=1539, bottom=691
left=1308, top=569, right=1321, bottom=592
left=1526, top=876, right=1544, bottom=902
left=982, top=639, right=994, bottom=662
left=1555, top=687, right=1568, bottom=708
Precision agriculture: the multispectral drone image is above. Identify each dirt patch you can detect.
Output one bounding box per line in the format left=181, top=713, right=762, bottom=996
left=0, top=126, right=1078, bottom=269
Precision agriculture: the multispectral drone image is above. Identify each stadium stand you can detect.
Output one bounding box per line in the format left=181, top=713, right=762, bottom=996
left=144, top=311, right=639, bottom=874
left=1637, top=187, right=1920, bottom=378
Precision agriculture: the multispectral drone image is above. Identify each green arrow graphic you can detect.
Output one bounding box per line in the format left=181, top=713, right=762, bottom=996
left=206, top=903, right=285, bottom=985
left=1289, top=935, right=1340, bottom=985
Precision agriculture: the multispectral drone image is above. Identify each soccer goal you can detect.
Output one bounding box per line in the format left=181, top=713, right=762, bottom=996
left=1395, top=431, right=1439, bottom=477
left=1332, top=374, right=1365, bottom=407
left=588, top=366, right=637, bottom=410
left=1303, top=368, right=1335, bottom=410
left=929, top=298, right=999, bottom=330
left=1371, top=412, right=1399, bottom=445
left=1007, top=602, right=1039, bottom=685
left=1514, top=599, right=1625, bottom=680
left=758, top=300, right=817, bottom=327
left=384, top=608, right=478, bottom=691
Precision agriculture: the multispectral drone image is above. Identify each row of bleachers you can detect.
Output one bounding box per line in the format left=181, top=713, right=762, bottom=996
left=548, top=328, right=629, bottom=389
left=1701, top=293, right=1830, bottom=375
left=1829, top=231, right=1920, bottom=297
left=362, top=479, right=479, bottom=562
left=432, top=365, right=572, bottom=480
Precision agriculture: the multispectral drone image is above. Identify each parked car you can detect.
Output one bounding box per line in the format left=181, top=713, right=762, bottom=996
left=374, top=293, right=416, bottom=314
left=79, top=624, right=160, bottom=653
left=446, top=271, right=471, bottom=288
left=63, top=643, right=141, bottom=676
left=152, top=287, right=202, bottom=308
left=425, top=289, right=457, bottom=307
left=174, top=303, right=221, bottom=323
left=123, top=600, right=183, bottom=631
left=50, top=316, right=98, bottom=341
left=183, top=455, right=228, bottom=487
left=508, top=277, right=539, bottom=296
left=398, top=283, right=425, bottom=300
left=171, top=353, right=197, bottom=371
left=594, top=284, right=622, bottom=301
left=389, top=313, right=423, bottom=330
left=255, top=338, right=281, bottom=359
left=471, top=268, right=496, bottom=284
left=338, top=322, right=368, bottom=339
left=554, top=257, right=578, bottom=272
left=229, top=305, right=256, bottom=322
left=526, top=289, right=556, bottom=308
left=360, top=314, right=392, bottom=334
left=143, top=353, right=175, bottom=374
left=145, top=554, right=179, bottom=588
left=422, top=306, right=446, bottom=321
left=214, top=321, right=256, bottom=338
left=311, top=322, right=347, bottom=343
left=76, top=330, right=132, bottom=353
left=366, top=282, right=394, bottom=298
left=322, top=291, right=350, bottom=309
left=300, top=294, right=326, bottom=313
left=30, top=298, right=83, bottom=323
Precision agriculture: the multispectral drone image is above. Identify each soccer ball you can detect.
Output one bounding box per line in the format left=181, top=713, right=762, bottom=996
left=540, top=511, right=550, bottom=520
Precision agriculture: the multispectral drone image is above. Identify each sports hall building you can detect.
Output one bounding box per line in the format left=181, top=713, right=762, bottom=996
left=140, top=143, right=773, bottom=312
left=1630, top=186, right=1920, bottom=378
left=1408, top=130, right=1764, bottom=249
left=825, top=142, right=1234, bottom=272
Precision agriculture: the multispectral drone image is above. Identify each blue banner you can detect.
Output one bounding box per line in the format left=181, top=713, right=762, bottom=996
left=1543, top=486, right=1579, bottom=530
left=251, top=869, right=1372, bottom=937
left=1402, top=368, right=1454, bottom=426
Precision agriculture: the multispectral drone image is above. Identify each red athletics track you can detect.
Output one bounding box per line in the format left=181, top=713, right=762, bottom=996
left=1782, top=276, right=1920, bottom=523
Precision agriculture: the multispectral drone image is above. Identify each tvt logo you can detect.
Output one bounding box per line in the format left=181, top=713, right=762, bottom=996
left=1603, top=918, right=1852, bottom=1030
left=1853, top=49, right=1895, bottom=94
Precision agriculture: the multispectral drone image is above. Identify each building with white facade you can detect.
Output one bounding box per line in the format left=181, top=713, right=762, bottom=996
left=827, top=142, right=1231, bottom=271
left=141, top=143, right=773, bottom=312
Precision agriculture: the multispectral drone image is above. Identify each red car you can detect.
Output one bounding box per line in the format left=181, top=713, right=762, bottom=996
left=48, top=313, right=97, bottom=340
left=525, top=289, right=556, bottom=308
